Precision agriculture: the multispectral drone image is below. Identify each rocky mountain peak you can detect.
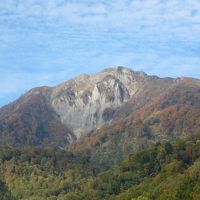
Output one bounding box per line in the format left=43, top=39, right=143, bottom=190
left=50, top=67, right=150, bottom=138
left=0, top=66, right=178, bottom=146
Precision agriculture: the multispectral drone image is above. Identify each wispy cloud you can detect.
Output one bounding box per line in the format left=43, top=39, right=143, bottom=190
left=0, top=0, right=200, bottom=106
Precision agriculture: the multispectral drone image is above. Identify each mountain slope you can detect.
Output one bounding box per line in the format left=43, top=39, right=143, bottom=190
left=0, top=87, right=74, bottom=147
left=0, top=67, right=176, bottom=147
left=0, top=67, right=200, bottom=148
left=70, top=78, right=200, bottom=168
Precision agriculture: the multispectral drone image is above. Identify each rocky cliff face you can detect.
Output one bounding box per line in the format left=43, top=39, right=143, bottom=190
left=50, top=67, right=151, bottom=138
left=0, top=67, right=176, bottom=146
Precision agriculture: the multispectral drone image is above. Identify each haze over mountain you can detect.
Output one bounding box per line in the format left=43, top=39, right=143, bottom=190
left=0, top=66, right=200, bottom=148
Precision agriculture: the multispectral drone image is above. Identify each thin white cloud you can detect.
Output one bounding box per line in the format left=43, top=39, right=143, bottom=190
left=0, top=0, right=200, bottom=106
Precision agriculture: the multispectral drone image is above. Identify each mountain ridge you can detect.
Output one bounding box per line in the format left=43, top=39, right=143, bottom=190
left=0, top=66, right=199, bottom=147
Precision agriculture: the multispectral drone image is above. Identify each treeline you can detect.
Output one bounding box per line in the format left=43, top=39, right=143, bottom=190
left=0, top=133, right=200, bottom=200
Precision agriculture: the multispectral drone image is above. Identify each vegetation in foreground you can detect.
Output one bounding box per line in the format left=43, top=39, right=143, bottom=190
left=0, top=132, right=200, bottom=200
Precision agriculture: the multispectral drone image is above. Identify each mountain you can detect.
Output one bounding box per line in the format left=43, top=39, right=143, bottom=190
left=0, top=66, right=200, bottom=147
left=1, top=66, right=200, bottom=200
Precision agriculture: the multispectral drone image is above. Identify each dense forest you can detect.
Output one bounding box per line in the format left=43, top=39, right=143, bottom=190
left=0, top=131, right=200, bottom=200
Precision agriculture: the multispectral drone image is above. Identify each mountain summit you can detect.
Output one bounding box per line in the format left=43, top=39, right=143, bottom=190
left=0, top=66, right=199, bottom=147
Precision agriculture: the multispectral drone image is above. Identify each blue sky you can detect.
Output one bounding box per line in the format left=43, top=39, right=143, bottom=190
left=0, top=0, right=200, bottom=107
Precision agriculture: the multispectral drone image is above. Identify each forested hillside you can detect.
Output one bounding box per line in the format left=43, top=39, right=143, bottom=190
left=0, top=132, right=199, bottom=200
